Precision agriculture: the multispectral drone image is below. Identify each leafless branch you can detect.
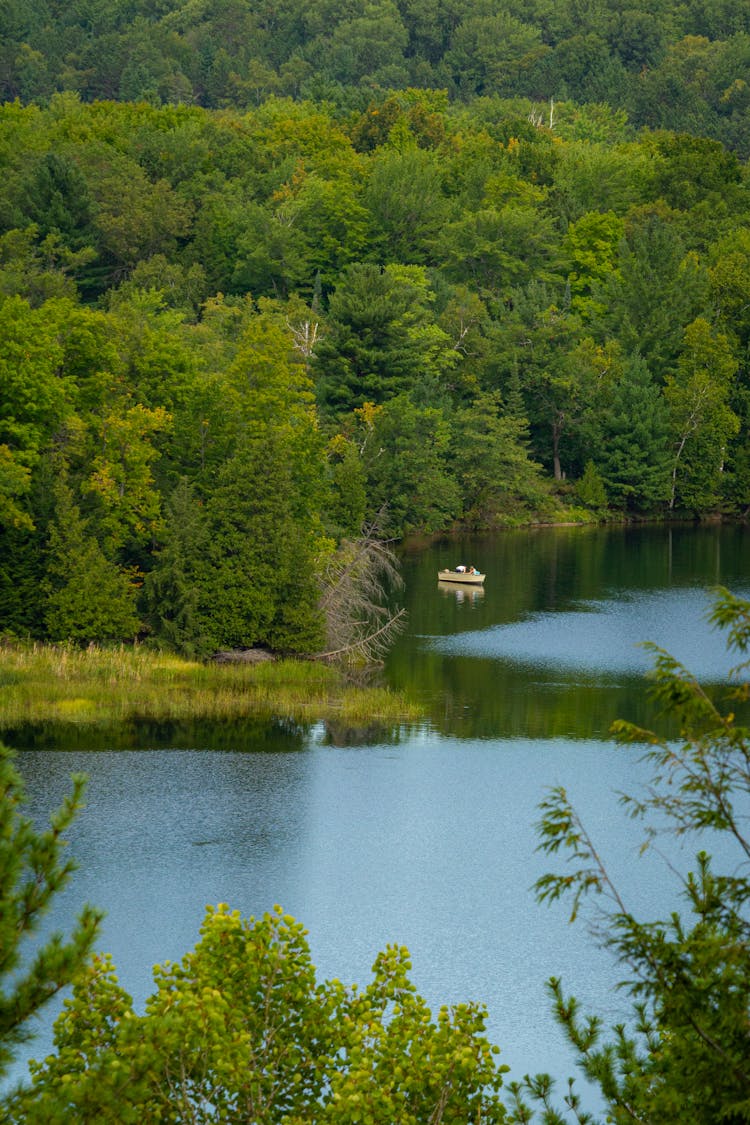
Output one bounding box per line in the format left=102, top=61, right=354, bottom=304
left=317, top=517, right=406, bottom=667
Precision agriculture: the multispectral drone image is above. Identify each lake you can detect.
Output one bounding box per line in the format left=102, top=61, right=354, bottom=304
left=6, top=522, right=750, bottom=1103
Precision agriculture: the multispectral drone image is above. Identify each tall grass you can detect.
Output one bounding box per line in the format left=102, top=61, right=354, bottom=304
left=0, top=643, right=423, bottom=730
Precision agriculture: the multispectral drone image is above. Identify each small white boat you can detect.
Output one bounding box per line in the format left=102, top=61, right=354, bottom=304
left=437, top=569, right=486, bottom=585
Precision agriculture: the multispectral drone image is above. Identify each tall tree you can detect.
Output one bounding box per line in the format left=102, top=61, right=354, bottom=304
left=359, top=394, right=460, bottom=535
left=143, top=477, right=207, bottom=656
left=596, top=353, right=672, bottom=511
left=363, top=144, right=451, bottom=264
left=450, top=391, right=551, bottom=526
left=493, top=292, right=586, bottom=481
left=43, top=473, right=141, bottom=644
left=664, top=317, right=740, bottom=511
left=0, top=295, right=68, bottom=473
left=597, top=207, right=708, bottom=376
left=314, top=263, right=453, bottom=416
left=189, top=310, right=328, bottom=655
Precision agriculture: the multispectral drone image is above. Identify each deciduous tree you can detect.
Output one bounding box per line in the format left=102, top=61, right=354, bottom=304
left=664, top=317, right=740, bottom=510
left=12, top=905, right=509, bottom=1123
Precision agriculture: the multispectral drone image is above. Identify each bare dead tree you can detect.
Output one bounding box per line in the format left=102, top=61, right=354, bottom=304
left=317, top=519, right=406, bottom=667
left=286, top=318, right=320, bottom=363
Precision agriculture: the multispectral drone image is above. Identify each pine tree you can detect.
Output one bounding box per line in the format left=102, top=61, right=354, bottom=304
left=598, top=353, right=671, bottom=510
left=0, top=744, right=101, bottom=1082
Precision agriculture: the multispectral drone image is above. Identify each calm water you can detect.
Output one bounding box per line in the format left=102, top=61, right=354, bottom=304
left=6, top=523, right=750, bottom=1098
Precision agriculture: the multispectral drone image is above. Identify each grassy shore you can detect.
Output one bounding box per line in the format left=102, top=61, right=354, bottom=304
left=0, top=643, right=423, bottom=731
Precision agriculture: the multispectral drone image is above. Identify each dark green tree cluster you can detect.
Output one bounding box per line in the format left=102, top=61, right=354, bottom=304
left=2, top=0, right=750, bottom=155
left=0, top=286, right=332, bottom=654
left=1, top=92, right=750, bottom=648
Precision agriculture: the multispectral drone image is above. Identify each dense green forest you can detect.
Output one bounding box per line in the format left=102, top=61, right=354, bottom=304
left=1, top=0, right=750, bottom=655
left=3, top=0, right=750, bottom=155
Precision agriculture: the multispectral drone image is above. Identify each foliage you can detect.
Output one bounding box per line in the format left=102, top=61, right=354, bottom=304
left=511, top=588, right=750, bottom=1123
left=450, top=391, right=552, bottom=525
left=142, top=477, right=206, bottom=657
left=0, top=743, right=101, bottom=1083
left=574, top=461, right=607, bottom=510
left=596, top=353, right=672, bottom=511
left=664, top=317, right=740, bottom=511
left=44, top=473, right=142, bottom=644
left=11, top=904, right=509, bottom=1123
left=0, top=89, right=748, bottom=650
left=359, top=394, right=462, bottom=535
left=4, top=0, right=750, bottom=161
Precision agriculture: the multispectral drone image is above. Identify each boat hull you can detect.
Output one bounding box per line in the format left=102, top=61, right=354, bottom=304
left=437, top=569, right=486, bottom=585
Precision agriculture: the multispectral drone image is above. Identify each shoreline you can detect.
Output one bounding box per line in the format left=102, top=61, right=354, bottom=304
left=0, top=643, right=423, bottom=735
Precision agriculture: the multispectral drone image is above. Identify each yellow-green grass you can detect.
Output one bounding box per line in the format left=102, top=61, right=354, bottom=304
left=0, top=643, right=423, bottom=730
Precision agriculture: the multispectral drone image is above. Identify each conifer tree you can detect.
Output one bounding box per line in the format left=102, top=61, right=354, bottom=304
left=509, top=588, right=750, bottom=1123
left=597, top=353, right=671, bottom=510
left=44, top=474, right=141, bottom=644
left=0, top=744, right=101, bottom=1083
left=143, top=477, right=206, bottom=656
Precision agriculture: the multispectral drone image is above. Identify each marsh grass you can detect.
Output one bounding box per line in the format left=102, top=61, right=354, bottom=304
left=0, top=643, right=423, bottom=730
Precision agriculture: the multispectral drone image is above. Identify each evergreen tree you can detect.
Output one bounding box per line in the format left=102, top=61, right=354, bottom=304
left=194, top=435, right=324, bottom=655
left=596, top=353, right=671, bottom=510
left=0, top=744, right=101, bottom=1082
left=574, top=459, right=607, bottom=510
left=597, top=208, right=708, bottom=376
left=143, top=477, right=207, bottom=656
left=22, top=152, right=93, bottom=253
left=512, top=588, right=750, bottom=1124
left=361, top=394, right=461, bottom=535
left=450, top=391, right=551, bottom=526
left=0, top=525, right=45, bottom=637
left=314, top=263, right=453, bottom=417
left=44, top=474, right=141, bottom=644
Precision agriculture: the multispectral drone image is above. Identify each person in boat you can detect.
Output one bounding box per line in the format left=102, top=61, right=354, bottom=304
left=468, top=565, right=479, bottom=575
left=455, top=564, right=466, bottom=572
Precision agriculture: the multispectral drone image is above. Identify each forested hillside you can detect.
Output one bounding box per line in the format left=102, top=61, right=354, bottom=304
left=1, top=0, right=750, bottom=654
left=3, top=0, right=750, bottom=155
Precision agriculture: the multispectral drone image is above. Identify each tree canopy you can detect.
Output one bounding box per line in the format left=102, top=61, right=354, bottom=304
left=1, top=9, right=749, bottom=654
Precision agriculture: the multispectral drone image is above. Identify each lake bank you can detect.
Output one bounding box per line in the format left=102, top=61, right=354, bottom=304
left=5, top=523, right=749, bottom=1099
left=0, top=643, right=423, bottom=733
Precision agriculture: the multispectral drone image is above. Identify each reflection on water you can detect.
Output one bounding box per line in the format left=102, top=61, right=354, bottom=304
left=437, top=580, right=486, bottom=603
left=427, top=587, right=743, bottom=678
left=13, top=738, right=651, bottom=1096
left=5, top=524, right=750, bottom=1105
left=391, top=524, right=750, bottom=739
left=3, top=716, right=313, bottom=752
